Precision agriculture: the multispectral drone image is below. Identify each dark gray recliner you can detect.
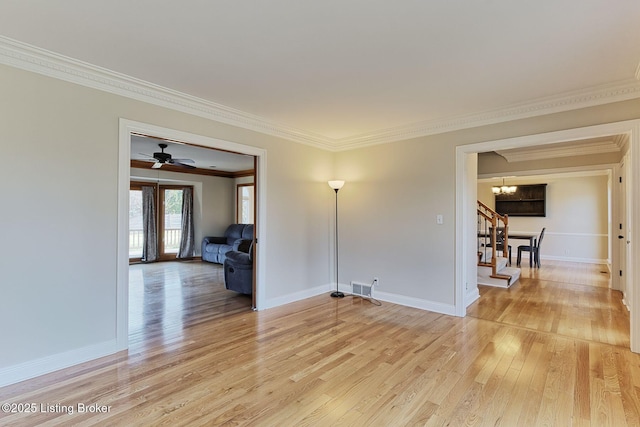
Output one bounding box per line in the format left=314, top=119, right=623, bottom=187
left=224, top=242, right=253, bottom=294
left=202, top=224, right=253, bottom=264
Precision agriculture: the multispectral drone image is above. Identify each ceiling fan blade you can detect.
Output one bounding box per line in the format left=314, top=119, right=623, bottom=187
left=152, top=162, right=163, bottom=169
left=171, top=160, right=196, bottom=169
left=172, top=158, right=195, bottom=164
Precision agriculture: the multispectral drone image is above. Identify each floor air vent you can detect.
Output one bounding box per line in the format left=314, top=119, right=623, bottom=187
left=351, top=281, right=372, bottom=298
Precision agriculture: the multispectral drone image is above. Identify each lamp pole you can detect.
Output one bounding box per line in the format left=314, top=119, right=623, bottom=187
left=328, top=181, right=345, bottom=298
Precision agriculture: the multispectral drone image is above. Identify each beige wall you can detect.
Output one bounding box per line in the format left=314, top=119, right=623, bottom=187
left=334, top=97, right=640, bottom=310
left=2, top=60, right=640, bottom=382
left=0, top=64, right=333, bottom=372
left=478, top=174, right=610, bottom=262
left=335, top=136, right=457, bottom=307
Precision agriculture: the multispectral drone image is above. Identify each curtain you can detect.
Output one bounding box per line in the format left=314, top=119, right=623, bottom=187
left=141, top=186, right=158, bottom=262
left=177, top=187, right=195, bottom=259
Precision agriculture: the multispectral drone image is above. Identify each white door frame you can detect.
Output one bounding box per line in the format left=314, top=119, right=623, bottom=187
left=456, top=119, right=640, bottom=352
left=116, top=119, right=267, bottom=350
left=612, top=155, right=630, bottom=298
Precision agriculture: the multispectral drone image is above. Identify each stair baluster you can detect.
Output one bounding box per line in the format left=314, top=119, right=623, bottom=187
left=477, top=201, right=511, bottom=283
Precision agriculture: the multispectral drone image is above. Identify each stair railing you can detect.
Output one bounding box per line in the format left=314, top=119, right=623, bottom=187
left=477, top=200, right=510, bottom=278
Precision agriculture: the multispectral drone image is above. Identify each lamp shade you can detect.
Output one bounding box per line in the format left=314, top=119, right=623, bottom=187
left=328, top=180, right=345, bottom=190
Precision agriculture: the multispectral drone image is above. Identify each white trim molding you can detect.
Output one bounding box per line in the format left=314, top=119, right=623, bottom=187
left=0, top=36, right=335, bottom=151
left=2, top=35, right=640, bottom=152
left=374, top=291, right=457, bottom=317
left=465, top=287, right=481, bottom=308
left=0, top=340, right=119, bottom=388
left=630, top=122, right=640, bottom=353
left=540, top=255, right=609, bottom=264
left=281, top=283, right=459, bottom=317
left=263, top=284, right=333, bottom=310
left=334, top=79, right=640, bottom=150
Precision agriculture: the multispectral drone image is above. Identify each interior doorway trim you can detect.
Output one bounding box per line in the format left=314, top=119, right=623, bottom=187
left=455, top=119, right=640, bottom=352
left=117, top=119, right=267, bottom=350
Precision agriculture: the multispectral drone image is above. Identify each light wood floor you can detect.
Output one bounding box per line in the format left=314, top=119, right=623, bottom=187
left=1, top=260, right=638, bottom=426
left=468, top=259, right=630, bottom=348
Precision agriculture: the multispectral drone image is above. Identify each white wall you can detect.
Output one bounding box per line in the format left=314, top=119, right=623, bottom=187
left=478, top=174, right=610, bottom=263
left=0, top=64, right=333, bottom=380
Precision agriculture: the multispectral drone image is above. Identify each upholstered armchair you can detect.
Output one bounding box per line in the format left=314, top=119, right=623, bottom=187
left=223, top=243, right=253, bottom=294
left=202, top=224, right=253, bottom=264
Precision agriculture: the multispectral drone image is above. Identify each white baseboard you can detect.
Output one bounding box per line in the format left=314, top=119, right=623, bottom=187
left=465, top=287, right=481, bottom=307
left=262, top=283, right=331, bottom=310
left=0, top=340, right=119, bottom=388
left=373, top=290, right=457, bottom=316
left=265, top=283, right=457, bottom=317
left=541, top=255, right=608, bottom=264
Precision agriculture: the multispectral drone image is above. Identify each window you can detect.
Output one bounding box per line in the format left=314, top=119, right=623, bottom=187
left=237, top=184, right=254, bottom=224
left=129, top=182, right=192, bottom=261
left=129, top=187, right=144, bottom=259
left=160, top=187, right=184, bottom=256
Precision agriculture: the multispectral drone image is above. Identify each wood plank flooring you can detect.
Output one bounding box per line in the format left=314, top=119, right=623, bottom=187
left=128, top=261, right=252, bottom=347
left=467, top=259, right=630, bottom=347
left=1, top=260, right=639, bottom=426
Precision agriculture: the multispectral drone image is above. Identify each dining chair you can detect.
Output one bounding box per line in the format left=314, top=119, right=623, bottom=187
left=489, top=227, right=512, bottom=265
left=517, top=227, right=545, bottom=268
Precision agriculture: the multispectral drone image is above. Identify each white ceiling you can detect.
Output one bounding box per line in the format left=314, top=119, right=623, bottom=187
left=1, top=1, right=639, bottom=144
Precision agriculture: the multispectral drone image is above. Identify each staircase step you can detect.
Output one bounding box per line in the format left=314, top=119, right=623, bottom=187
left=478, top=255, right=510, bottom=270
left=477, top=265, right=521, bottom=288
left=478, top=248, right=511, bottom=265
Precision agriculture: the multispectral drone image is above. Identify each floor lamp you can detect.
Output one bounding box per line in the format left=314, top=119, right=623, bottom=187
left=328, top=180, right=345, bottom=298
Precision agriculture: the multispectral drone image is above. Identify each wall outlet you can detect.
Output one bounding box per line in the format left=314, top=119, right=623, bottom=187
left=373, top=277, right=379, bottom=287
left=436, top=214, right=444, bottom=225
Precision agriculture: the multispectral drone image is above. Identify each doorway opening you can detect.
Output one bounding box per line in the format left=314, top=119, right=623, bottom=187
left=117, top=119, right=267, bottom=351
left=455, top=119, right=640, bottom=352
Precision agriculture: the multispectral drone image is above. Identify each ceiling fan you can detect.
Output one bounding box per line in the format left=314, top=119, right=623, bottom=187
left=140, top=143, right=196, bottom=169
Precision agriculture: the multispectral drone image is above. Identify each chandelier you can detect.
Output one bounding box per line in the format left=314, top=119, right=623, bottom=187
left=492, top=178, right=517, bottom=195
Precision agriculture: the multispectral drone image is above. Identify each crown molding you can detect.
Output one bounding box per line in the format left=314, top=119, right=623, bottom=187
left=1, top=35, right=640, bottom=152
left=0, top=36, right=335, bottom=151
left=335, top=79, right=640, bottom=151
